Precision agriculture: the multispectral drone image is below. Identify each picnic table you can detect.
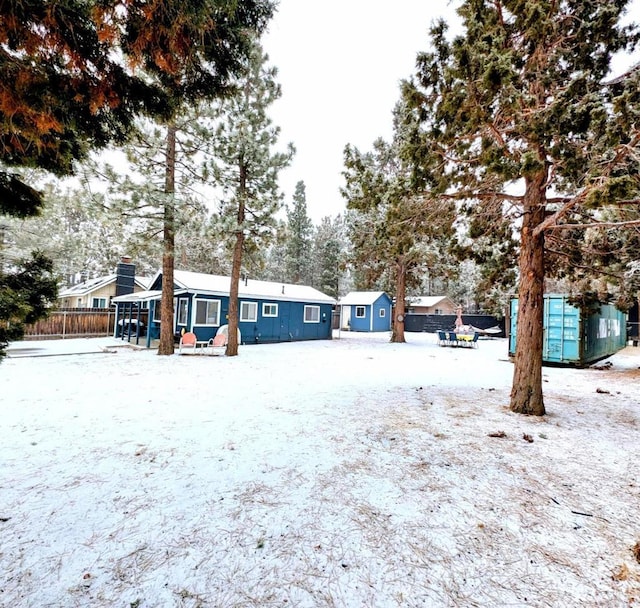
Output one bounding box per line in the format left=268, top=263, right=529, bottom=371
left=437, top=330, right=479, bottom=348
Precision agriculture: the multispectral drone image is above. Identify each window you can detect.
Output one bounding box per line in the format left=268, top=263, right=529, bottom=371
left=304, top=305, right=320, bottom=323
left=153, top=301, right=162, bottom=322
left=240, top=301, right=258, bottom=322
left=177, top=298, right=189, bottom=325
left=92, top=297, right=107, bottom=308
left=355, top=306, right=366, bottom=318
left=262, top=303, right=278, bottom=317
left=379, top=308, right=386, bottom=318
left=194, top=299, right=220, bottom=326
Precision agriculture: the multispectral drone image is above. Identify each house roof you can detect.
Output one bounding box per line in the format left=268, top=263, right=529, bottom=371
left=408, top=296, right=457, bottom=308
left=58, top=274, right=149, bottom=298
left=134, top=269, right=336, bottom=304
left=338, top=291, right=390, bottom=306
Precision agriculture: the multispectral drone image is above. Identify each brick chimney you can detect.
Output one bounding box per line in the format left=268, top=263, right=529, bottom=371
left=115, top=256, right=135, bottom=296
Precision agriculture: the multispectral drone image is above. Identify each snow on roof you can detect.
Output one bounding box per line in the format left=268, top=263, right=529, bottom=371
left=409, top=295, right=455, bottom=308
left=59, top=274, right=149, bottom=298
left=171, top=270, right=336, bottom=304
left=112, top=290, right=164, bottom=303
left=338, top=291, right=388, bottom=306
left=58, top=274, right=116, bottom=297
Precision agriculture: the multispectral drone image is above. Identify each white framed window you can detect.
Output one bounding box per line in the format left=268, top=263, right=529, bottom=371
left=262, top=302, right=278, bottom=317
left=240, top=301, right=258, bottom=322
left=92, top=297, right=107, bottom=308
left=304, top=305, right=320, bottom=323
left=379, top=308, right=386, bottom=318
left=355, top=306, right=366, bottom=318
left=177, top=298, right=189, bottom=325
left=194, top=299, right=220, bottom=326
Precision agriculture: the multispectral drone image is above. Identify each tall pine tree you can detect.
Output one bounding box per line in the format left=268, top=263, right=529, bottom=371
left=403, top=0, right=640, bottom=414
left=210, top=45, right=294, bottom=356
left=285, top=181, right=314, bottom=284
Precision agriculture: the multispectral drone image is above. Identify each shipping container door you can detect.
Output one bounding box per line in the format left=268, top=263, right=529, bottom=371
left=544, top=297, right=580, bottom=363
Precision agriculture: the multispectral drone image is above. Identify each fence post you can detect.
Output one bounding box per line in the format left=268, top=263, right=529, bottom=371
left=62, top=311, right=67, bottom=339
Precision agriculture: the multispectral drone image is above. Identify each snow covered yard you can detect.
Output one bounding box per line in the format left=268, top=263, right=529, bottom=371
left=1, top=332, right=639, bottom=607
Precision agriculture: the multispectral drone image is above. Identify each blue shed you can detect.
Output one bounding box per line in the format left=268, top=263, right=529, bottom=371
left=338, top=291, right=393, bottom=332
left=509, top=294, right=627, bottom=365
left=113, top=269, right=336, bottom=346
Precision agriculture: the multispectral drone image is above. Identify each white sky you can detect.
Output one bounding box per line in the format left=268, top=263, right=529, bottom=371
left=262, top=0, right=640, bottom=224
left=262, top=1, right=460, bottom=223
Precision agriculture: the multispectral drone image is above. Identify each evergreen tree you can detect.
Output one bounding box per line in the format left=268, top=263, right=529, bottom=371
left=342, top=126, right=455, bottom=343
left=261, top=220, right=289, bottom=282
left=403, top=0, right=640, bottom=415
left=285, top=181, right=314, bottom=284
left=1, top=0, right=275, bottom=357
left=209, top=45, right=294, bottom=356
left=312, top=215, right=348, bottom=299
left=0, top=252, right=57, bottom=359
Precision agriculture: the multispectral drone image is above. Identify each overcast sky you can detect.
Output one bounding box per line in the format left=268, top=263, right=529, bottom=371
left=261, top=0, right=640, bottom=224
left=261, top=1, right=460, bottom=223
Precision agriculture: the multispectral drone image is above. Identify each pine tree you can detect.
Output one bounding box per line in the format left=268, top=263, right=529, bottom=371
left=342, top=124, right=455, bottom=343
left=312, top=215, right=348, bottom=299
left=1, top=0, right=275, bottom=357
left=210, top=45, right=294, bottom=356
left=285, top=181, right=314, bottom=284
left=403, top=0, right=640, bottom=415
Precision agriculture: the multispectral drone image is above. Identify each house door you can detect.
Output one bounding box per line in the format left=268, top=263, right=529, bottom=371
left=279, top=309, right=291, bottom=341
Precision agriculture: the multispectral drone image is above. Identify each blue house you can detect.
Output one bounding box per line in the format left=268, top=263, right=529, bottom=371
left=338, top=291, right=393, bottom=332
left=113, top=269, right=336, bottom=347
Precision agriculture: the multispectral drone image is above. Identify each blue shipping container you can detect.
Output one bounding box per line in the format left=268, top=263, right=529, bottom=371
left=509, top=295, right=627, bottom=365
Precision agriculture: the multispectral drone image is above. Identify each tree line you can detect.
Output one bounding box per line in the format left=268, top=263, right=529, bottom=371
left=2, top=1, right=640, bottom=417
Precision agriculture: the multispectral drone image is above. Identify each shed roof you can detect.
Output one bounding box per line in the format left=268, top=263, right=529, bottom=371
left=137, top=270, right=336, bottom=304
left=338, top=291, right=389, bottom=306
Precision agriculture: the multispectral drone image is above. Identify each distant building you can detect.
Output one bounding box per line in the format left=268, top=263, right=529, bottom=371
left=57, top=258, right=148, bottom=308
left=407, top=296, right=458, bottom=316
left=338, top=291, right=393, bottom=332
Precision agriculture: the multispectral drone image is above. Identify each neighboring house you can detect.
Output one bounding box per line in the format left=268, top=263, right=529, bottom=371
left=113, top=269, right=336, bottom=346
left=407, top=296, right=458, bottom=315
left=338, top=291, right=393, bottom=332
left=57, top=261, right=149, bottom=309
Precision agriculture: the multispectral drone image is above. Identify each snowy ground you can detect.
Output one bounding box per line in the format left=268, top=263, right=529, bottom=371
left=1, top=332, right=639, bottom=607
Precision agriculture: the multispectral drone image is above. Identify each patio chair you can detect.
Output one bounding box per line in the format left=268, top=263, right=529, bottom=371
left=178, top=331, right=198, bottom=354
left=203, top=332, right=228, bottom=356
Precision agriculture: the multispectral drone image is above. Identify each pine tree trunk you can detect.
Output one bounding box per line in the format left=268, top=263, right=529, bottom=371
left=158, top=124, right=176, bottom=356
left=226, top=162, right=247, bottom=357
left=391, top=257, right=406, bottom=343
left=510, top=173, right=547, bottom=415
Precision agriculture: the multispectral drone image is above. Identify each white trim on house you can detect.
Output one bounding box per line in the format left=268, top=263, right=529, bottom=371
left=240, top=301, right=258, bottom=322
left=193, top=298, right=221, bottom=327
left=262, top=303, right=278, bottom=317
left=304, top=305, right=320, bottom=323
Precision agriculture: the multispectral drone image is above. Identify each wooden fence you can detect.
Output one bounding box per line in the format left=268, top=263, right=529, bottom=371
left=24, top=308, right=146, bottom=340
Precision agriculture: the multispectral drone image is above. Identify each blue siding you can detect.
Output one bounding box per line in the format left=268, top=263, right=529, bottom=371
left=347, top=293, right=392, bottom=332
left=139, top=277, right=332, bottom=345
